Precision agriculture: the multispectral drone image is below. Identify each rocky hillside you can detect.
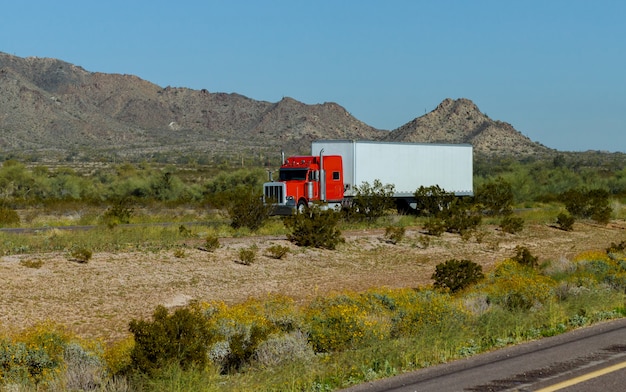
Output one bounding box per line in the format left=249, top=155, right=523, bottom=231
left=385, top=98, right=552, bottom=156
left=0, top=52, right=552, bottom=163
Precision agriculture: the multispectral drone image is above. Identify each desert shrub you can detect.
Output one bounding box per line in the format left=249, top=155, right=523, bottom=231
left=384, top=226, right=405, bottom=244
left=284, top=204, right=344, bottom=249
left=203, top=299, right=277, bottom=373
left=104, top=336, right=134, bottom=376
left=485, top=260, right=555, bottom=311
left=500, top=216, right=524, bottom=234
left=573, top=250, right=626, bottom=291
left=389, top=289, right=468, bottom=338
left=476, top=177, right=514, bottom=216
left=0, top=323, right=70, bottom=386
left=102, top=198, right=134, bottom=228
left=556, top=212, right=575, bottom=231
left=173, top=248, right=186, bottom=258
left=424, top=217, right=446, bottom=236
left=62, top=342, right=107, bottom=392
left=413, top=185, right=455, bottom=217
left=203, top=234, right=220, bottom=252
left=265, top=244, right=289, bottom=259
left=432, top=259, right=485, bottom=293
left=227, top=190, right=271, bottom=231
left=442, top=201, right=482, bottom=235
left=342, top=180, right=395, bottom=223
left=69, top=246, right=93, bottom=263
left=607, top=241, right=626, bottom=261
left=20, top=259, right=44, bottom=269
left=128, top=304, right=213, bottom=375
left=253, top=330, right=314, bottom=367
left=237, top=245, right=258, bottom=265
left=561, top=187, right=612, bottom=224
left=305, top=294, right=390, bottom=353
left=511, top=246, right=539, bottom=269
left=0, top=205, right=20, bottom=226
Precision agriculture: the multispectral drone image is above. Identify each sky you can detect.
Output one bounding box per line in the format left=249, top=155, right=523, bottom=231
left=1, top=1, right=625, bottom=153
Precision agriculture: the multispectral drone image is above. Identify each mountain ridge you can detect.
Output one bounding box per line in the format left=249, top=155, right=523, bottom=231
left=0, top=52, right=554, bottom=163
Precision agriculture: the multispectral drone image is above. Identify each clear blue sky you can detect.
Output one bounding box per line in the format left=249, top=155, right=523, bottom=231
left=2, top=1, right=625, bottom=152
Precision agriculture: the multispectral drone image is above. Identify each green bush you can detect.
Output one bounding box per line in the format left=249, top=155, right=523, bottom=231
left=203, top=235, right=221, bottom=252
left=102, top=199, right=134, bottom=228
left=69, top=247, right=92, bottom=263
left=413, top=185, right=455, bottom=218
left=342, top=180, right=395, bottom=223
left=476, top=177, right=514, bottom=216
left=500, top=216, right=524, bottom=234
left=432, top=259, right=485, bottom=293
left=424, top=217, right=446, bottom=236
left=442, top=201, right=482, bottom=235
left=128, top=305, right=212, bottom=375
left=265, top=244, right=290, bottom=259
left=227, top=190, right=271, bottom=231
left=384, top=226, right=406, bottom=244
left=556, top=212, right=575, bottom=231
left=511, top=246, right=539, bottom=269
left=238, top=245, right=258, bottom=265
left=561, top=187, right=612, bottom=224
left=284, top=204, right=344, bottom=249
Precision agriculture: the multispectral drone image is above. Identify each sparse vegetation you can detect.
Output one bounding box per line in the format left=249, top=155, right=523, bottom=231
left=1, top=154, right=626, bottom=390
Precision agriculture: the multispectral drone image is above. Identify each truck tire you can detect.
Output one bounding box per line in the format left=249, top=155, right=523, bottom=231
left=297, top=199, right=307, bottom=214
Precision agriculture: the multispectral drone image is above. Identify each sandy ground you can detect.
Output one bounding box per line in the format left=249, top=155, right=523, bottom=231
left=1, top=221, right=625, bottom=342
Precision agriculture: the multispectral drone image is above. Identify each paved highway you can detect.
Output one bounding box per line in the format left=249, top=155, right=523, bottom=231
left=341, top=318, right=626, bottom=392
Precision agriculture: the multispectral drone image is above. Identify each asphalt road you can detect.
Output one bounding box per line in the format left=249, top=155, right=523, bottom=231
left=340, top=317, right=626, bottom=392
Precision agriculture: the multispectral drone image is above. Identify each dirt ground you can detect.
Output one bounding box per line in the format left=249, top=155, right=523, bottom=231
left=1, top=221, right=625, bottom=342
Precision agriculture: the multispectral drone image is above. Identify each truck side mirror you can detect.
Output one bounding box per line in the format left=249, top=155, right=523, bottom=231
left=314, top=170, right=320, bottom=181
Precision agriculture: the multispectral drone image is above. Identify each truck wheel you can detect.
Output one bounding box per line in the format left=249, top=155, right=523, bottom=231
left=297, top=200, right=307, bottom=214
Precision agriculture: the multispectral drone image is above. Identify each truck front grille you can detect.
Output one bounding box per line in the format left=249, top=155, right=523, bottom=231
left=264, top=183, right=285, bottom=204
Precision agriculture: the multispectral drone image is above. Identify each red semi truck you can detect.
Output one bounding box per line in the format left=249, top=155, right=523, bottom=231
left=263, top=140, right=473, bottom=215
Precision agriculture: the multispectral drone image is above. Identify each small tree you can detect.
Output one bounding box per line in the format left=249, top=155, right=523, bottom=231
left=432, top=259, right=484, bottom=293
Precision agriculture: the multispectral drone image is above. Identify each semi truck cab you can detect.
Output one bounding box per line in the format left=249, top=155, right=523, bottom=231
left=263, top=153, right=344, bottom=214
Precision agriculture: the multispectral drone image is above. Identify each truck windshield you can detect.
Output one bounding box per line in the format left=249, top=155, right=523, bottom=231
left=279, top=169, right=308, bottom=181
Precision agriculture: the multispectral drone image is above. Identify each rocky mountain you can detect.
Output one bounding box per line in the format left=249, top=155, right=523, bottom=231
left=0, top=52, right=552, bottom=163
left=385, top=98, right=552, bottom=156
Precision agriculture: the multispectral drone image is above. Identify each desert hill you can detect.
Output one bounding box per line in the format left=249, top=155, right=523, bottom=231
left=0, top=52, right=552, bottom=163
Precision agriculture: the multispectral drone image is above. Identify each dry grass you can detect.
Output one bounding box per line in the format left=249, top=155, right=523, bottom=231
left=0, top=220, right=624, bottom=343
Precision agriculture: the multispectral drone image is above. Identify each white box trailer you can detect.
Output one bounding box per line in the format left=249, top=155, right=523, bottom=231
left=311, top=140, right=473, bottom=197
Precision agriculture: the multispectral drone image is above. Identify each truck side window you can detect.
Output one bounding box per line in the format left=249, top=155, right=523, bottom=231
left=333, top=171, right=340, bottom=180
